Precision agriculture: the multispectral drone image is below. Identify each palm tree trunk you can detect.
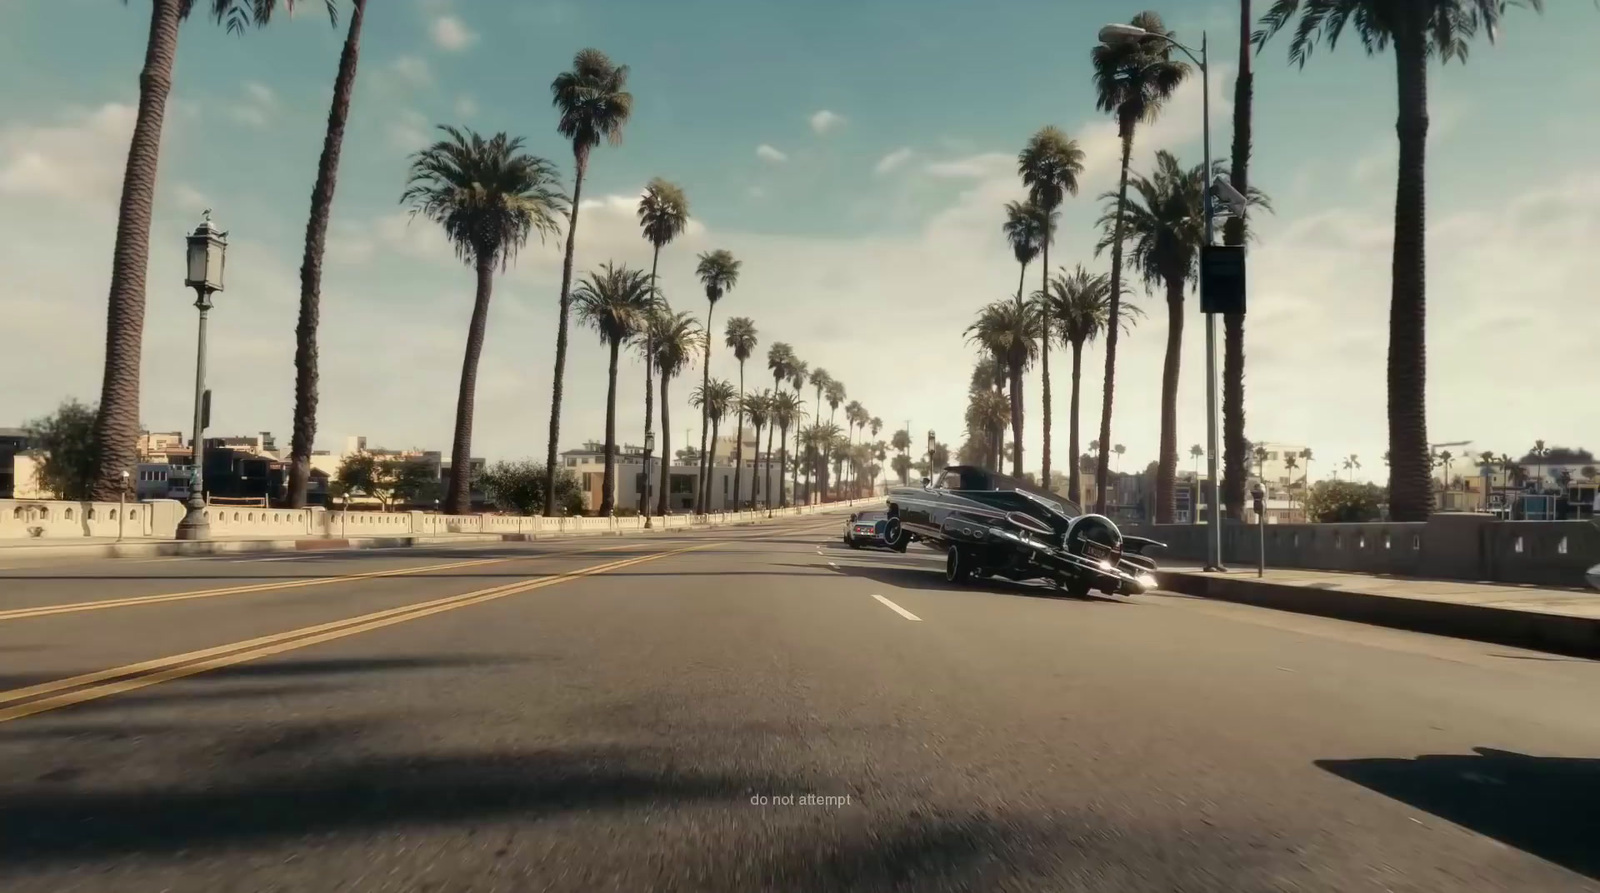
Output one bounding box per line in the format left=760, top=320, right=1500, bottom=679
left=696, top=304, right=715, bottom=513
left=90, top=0, right=182, bottom=502
left=768, top=374, right=780, bottom=508
left=709, top=413, right=724, bottom=510
left=1095, top=126, right=1136, bottom=514
left=1068, top=340, right=1083, bottom=503
left=1015, top=262, right=1027, bottom=304
left=545, top=150, right=588, bottom=516
left=445, top=254, right=496, bottom=514
left=288, top=0, right=367, bottom=509
left=656, top=373, right=672, bottom=516
left=1156, top=273, right=1184, bottom=524
left=778, top=426, right=789, bottom=508
left=598, top=338, right=621, bottom=516
left=1040, top=243, right=1052, bottom=488
left=643, top=243, right=660, bottom=513
left=1221, top=0, right=1253, bottom=523
left=1388, top=33, right=1432, bottom=522
left=732, top=361, right=745, bottom=509
left=1009, top=363, right=1024, bottom=477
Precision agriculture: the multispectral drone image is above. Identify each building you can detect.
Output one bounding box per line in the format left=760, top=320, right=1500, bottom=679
left=1248, top=442, right=1311, bottom=498
left=0, top=427, right=30, bottom=498
left=560, top=440, right=787, bottom=514
left=136, top=431, right=186, bottom=461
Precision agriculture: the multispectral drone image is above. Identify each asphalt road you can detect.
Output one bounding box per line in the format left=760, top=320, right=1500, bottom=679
left=2, top=514, right=1598, bottom=892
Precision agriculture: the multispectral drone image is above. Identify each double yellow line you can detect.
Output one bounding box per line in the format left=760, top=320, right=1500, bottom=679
left=0, top=542, right=714, bottom=724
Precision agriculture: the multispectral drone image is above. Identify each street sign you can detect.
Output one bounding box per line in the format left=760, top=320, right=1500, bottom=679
left=1201, top=245, right=1246, bottom=315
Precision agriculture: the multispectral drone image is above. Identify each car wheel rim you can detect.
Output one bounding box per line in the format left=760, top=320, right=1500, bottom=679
left=946, top=546, right=960, bottom=581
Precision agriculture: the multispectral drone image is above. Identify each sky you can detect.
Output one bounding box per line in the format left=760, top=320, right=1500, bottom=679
left=2, top=0, right=1597, bottom=485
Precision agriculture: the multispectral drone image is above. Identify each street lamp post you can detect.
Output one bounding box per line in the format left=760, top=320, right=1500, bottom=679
left=643, top=430, right=656, bottom=528
left=175, top=211, right=228, bottom=541
left=1098, top=23, right=1223, bottom=570
left=118, top=469, right=130, bottom=542
left=927, top=431, right=937, bottom=481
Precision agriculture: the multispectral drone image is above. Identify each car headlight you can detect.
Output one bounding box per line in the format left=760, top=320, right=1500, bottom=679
left=1098, top=559, right=1113, bottom=571
left=1137, top=573, right=1158, bottom=591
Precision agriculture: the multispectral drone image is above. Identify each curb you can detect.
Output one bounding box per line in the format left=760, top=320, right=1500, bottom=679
left=1160, top=570, right=1600, bottom=660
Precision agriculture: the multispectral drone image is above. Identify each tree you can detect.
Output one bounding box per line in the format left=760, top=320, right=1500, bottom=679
left=770, top=391, right=806, bottom=508
left=1000, top=198, right=1052, bottom=474
left=333, top=452, right=436, bottom=512
left=634, top=177, right=690, bottom=512
left=764, top=343, right=795, bottom=509
left=573, top=262, right=655, bottom=516
left=742, top=390, right=773, bottom=508
left=1256, top=0, right=1542, bottom=521
left=90, top=0, right=318, bottom=500
left=891, top=428, right=912, bottom=484
left=964, top=387, right=1011, bottom=472
left=693, top=249, right=742, bottom=513
left=1090, top=10, right=1190, bottom=514
left=545, top=48, right=633, bottom=516
left=966, top=300, right=1039, bottom=477
left=24, top=400, right=100, bottom=500
left=286, top=0, right=371, bottom=508
left=1018, top=126, right=1085, bottom=492
left=1043, top=266, right=1142, bottom=502
left=1304, top=479, right=1387, bottom=523
left=724, top=316, right=758, bottom=508
left=646, top=308, right=702, bottom=515
left=1222, top=0, right=1256, bottom=525
left=479, top=460, right=584, bottom=516
left=402, top=126, right=565, bottom=514
left=690, top=378, right=737, bottom=509
left=824, top=379, right=846, bottom=427
left=843, top=400, right=866, bottom=493
left=891, top=454, right=913, bottom=485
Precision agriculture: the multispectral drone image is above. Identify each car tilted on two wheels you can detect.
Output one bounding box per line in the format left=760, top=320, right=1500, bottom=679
left=880, top=465, right=1164, bottom=597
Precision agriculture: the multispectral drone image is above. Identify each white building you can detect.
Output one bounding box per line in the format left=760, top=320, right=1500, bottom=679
left=561, top=440, right=789, bottom=513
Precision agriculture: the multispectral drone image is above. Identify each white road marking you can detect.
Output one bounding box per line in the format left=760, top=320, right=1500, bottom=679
left=871, top=593, right=922, bottom=622
left=235, top=555, right=327, bottom=562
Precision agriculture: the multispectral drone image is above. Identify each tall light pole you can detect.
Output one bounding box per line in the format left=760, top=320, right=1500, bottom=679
left=643, top=430, right=657, bottom=527
left=1098, top=23, right=1224, bottom=570
left=175, top=211, right=227, bottom=541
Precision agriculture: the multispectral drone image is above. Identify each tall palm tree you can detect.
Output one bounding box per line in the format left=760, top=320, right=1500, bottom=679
left=1301, top=448, right=1314, bottom=489
left=634, top=177, right=690, bottom=510
left=286, top=0, right=372, bottom=508
left=764, top=343, right=795, bottom=509
left=693, top=249, right=741, bottom=513
left=891, top=428, right=912, bottom=484
left=1043, top=265, right=1141, bottom=501
left=966, top=389, right=1011, bottom=472
left=724, top=316, right=758, bottom=508
left=1001, top=199, right=1051, bottom=304
left=1257, top=0, right=1542, bottom=521
left=1089, top=10, right=1190, bottom=514
left=545, top=48, right=633, bottom=516
left=91, top=0, right=318, bottom=500
left=868, top=417, right=884, bottom=496
left=789, top=361, right=809, bottom=503
left=647, top=308, right=702, bottom=516
left=1190, top=443, right=1205, bottom=483
left=1222, top=0, right=1256, bottom=523
left=1018, top=126, right=1085, bottom=491
left=402, top=127, right=566, bottom=514
left=742, top=390, right=772, bottom=507
left=573, top=262, right=655, bottom=516
left=770, top=391, right=806, bottom=508
left=966, top=300, right=1040, bottom=477
left=691, top=379, right=737, bottom=509
left=844, top=400, right=865, bottom=492
left=825, top=380, right=846, bottom=426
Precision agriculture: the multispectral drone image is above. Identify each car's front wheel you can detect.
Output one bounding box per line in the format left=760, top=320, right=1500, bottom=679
left=945, top=545, right=971, bottom=583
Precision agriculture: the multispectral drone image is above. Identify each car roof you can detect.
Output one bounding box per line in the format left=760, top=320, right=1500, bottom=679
left=852, top=510, right=887, bottom=519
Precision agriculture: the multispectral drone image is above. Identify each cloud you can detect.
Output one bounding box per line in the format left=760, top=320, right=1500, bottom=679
left=746, top=185, right=767, bottom=200
left=0, top=103, right=136, bottom=204
left=454, top=94, right=478, bottom=118
left=922, top=152, right=1011, bottom=179
left=389, top=56, right=432, bottom=86
left=755, top=144, right=788, bottom=164
left=172, top=183, right=210, bottom=214
left=387, top=110, right=430, bottom=151
left=430, top=15, right=477, bottom=51
left=227, top=81, right=277, bottom=128
left=809, top=110, right=846, bottom=135
left=874, top=147, right=914, bottom=176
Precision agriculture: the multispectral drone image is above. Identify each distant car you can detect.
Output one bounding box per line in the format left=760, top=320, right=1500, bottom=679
left=843, top=510, right=900, bottom=550
left=1588, top=563, right=1600, bottom=592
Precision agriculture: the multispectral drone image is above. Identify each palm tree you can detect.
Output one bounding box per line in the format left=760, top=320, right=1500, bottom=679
left=647, top=308, right=702, bottom=516
left=1018, top=126, right=1085, bottom=491
left=1530, top=440, right=1548, bottom=492
left=1222, top=0, right=1257, bottom=524
left=1042, top=266, right=1141, bottom=501
left=965, top=389, right=1011, bottom=472
left=1436, top=449, right=1455, bottom=493
left=91, top=0, right=319, bottom=500
left=742, top=390, right=773, bottom=507
left=1257, top=1, right=1542, bottom=521
left=545, top=48, right=633, bottom=516
left=1002, top=200, right=1051, bottom=305
left=1114, top=444, right=1127, bottom=472
left=634, top=177, right=690, bottom=509
left=1190, top=443, right=1204, bottom=479
left=770, top=391, right=806, bottom=508
left=402, top=127, right=565, bottom=514
left=809, top=368, right=831, bottom=429
left=966, top=300, right=1040, bottom=477
left=825, top=380, right=846, bottom=426
left=789, top=361, right=810, bottom=503
left=892, top=428, right=912, bottom=484
left=1090, top=10, right=1190, bottom=514
left=573, top=262, right=655, bottom=515
left=844, top=400, right=865, bottom=492
left=764, top=343, right=795, bottom=509
left=724, top=316, right=758, bottom=508
left=690, top=379, right=737, bottom=509
left=1344, top=454, right=1361, bottom=480
left=1301, top=448, right=1314, bottom=490
left=1283, top=453, right=1300, bottom=507
left=693, top=249, right=741, bottom=513
left=284, top=0, right=371, bottom=508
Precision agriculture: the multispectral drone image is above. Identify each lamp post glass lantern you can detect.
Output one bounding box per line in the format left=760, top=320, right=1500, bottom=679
left=643, top=430, right=656, bottom=526
left=175, top=211, right=228, bottom=541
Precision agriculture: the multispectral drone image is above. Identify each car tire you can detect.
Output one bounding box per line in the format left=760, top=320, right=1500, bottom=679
left=847, top=539, right=861, bottom=549
left=1058, top=578, right=1091, bottom=598
left=945, top=545, right=970, bottom=583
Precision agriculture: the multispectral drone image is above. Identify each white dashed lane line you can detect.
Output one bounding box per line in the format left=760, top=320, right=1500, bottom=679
left=871, top=593, right=922, bottom=622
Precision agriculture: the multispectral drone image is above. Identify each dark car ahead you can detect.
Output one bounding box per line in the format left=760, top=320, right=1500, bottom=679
left=843, top=510, right=900, bottom=550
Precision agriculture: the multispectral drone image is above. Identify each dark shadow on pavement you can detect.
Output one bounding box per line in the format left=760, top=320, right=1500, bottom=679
left=791, top=561, right=1127, bottom=604
left=1316, top=747, right=1600, bottom=880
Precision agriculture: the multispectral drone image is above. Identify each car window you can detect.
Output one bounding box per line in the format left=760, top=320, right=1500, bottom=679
left=939, top=471, right=963, bottom=490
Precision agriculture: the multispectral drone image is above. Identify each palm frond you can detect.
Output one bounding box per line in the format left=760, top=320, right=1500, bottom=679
left=551, top=48, right=633, bottom=154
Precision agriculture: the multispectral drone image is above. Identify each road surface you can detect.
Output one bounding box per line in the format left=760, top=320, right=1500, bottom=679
left=2, top=514, right=1597, bottom=892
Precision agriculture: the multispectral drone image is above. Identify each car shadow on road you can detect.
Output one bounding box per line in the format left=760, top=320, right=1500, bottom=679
left=1316, top=747, right=1600, bottom=881
left=785, top=560, right=1127, bottom=604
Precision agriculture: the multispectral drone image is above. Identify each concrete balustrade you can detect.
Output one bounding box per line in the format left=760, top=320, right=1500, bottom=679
left=1, top=498, right=185, bottom=540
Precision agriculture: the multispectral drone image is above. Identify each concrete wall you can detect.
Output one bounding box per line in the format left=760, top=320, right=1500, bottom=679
left=1123, top=513, right=1600, bottom=588
left=2, top=498, right=186, bottom=539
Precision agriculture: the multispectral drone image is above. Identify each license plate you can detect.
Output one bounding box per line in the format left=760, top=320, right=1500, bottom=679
left=854, top=526, right=875, bottom=535
left=1082, top=542, right=1109, bottom=562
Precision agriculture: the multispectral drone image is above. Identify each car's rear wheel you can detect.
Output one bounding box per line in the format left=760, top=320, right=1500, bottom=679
left=883, top=517, right=908, bottom=552
left=945, top=545, right=970, bottom=583
left=1057, top=577, right=1091, bottom=598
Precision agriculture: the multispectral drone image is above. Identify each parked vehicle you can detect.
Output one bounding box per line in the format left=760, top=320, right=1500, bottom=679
left=842, top=510, right=899, bottom=550
left=883, top=465, right=1163, bottom=597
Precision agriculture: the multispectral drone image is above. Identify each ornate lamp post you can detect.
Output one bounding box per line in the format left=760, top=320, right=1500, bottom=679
left=175, top=211, right=227, bottom=541
left=642, top=430, right=656, bottom=528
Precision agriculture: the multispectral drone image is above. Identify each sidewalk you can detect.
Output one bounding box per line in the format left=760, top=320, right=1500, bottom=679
left=1159, top=565, right=1600, bottom=659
